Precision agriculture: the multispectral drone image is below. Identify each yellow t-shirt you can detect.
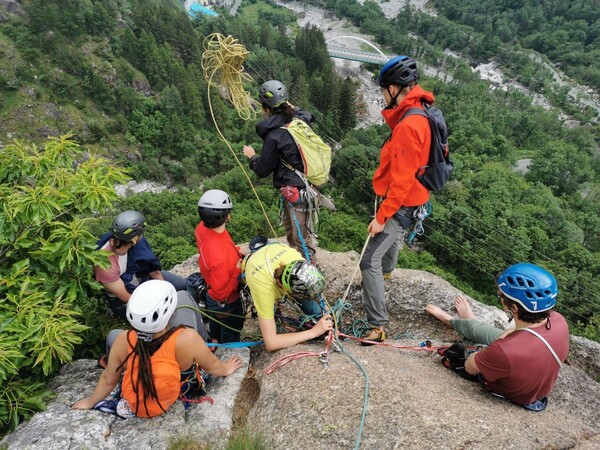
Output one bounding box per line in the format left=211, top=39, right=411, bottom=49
left=243, top=244, right=303, bottom=320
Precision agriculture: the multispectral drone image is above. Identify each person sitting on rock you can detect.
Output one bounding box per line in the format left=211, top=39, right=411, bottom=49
left=72, top=280, right=242, bottom=417
left=242, top=242, right=332, bottom=351
left=195, top=189, right=246, bottom=343
left=94, top=210, right=188, bottom=320
left=426, top=263, right=569, bottom=411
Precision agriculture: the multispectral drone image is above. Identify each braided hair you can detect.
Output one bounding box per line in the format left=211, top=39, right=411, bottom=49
left=119, top=325, right=185, bottom=416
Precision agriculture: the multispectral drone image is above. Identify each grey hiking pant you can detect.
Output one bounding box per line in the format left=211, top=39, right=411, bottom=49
left=359, top=207, right=415, bottom=326
left=282, top=199, right=317, bottom=262
left=450, top=318, right=504, bottom=346
left=105, top=290, right=208, bottom=355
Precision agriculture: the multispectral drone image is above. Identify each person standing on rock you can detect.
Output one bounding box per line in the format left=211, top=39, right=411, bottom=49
left=195, top=189, right=246, bottom=343
left=242, top=242, right=333, bottom=351
left=360, top=56, right=433, bottom=344
left=72, top=280, right=242, bottom=417
left=242, top=80, right=318, bottom=262
left=94, top=210, right=188, bottom=320
left=426, top=263, right=569, bottom=411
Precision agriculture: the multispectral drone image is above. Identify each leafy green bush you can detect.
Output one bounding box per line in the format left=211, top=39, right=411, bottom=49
left=0, top=135, right=127, bottom=434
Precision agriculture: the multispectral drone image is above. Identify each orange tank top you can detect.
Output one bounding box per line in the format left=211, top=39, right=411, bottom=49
left=121, top=328, right=184, bottom=417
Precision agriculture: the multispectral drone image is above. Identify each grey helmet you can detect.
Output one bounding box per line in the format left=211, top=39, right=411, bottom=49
left=197, top=189, right=232, bottom=226
left=111, top=210, right=147, bottom=241
left=258, top=80, right=288, bottom=109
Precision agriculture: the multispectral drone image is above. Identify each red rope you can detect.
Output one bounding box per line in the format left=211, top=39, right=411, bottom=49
left=179, top=395, right=214, bottom=405
left=264, top=331, right=335, bottom=374
left=264, top=351, right=321, bottom=374
left=338, top=333, right=438, bottom=351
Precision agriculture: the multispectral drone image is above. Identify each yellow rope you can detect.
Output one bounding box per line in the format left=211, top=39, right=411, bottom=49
left=201, top=33, right=257, bottom=121
left=201, top=33, right=279, bottom=240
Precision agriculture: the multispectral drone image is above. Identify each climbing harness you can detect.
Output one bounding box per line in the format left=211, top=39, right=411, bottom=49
left=240, top=284, right=257, bottom=319
left=281, top=188, right=320, bottom=258
left=406, top=201, right=432, bottom=245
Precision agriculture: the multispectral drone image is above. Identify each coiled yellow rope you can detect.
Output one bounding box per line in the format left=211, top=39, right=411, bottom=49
left=201, top=33, right=279, bottom=239
left=201, top=33, right=257, bottom=121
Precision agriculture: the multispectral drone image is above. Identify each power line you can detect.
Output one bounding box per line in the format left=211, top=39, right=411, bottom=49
left=237, top=41, right=600, bottom=324
left=423, top=218, right=600, bottom=319
left=431, top=195, right=600, bottom=303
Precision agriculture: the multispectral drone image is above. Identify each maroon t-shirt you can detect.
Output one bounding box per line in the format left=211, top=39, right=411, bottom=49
left=474, top=311, right=569, bottom=405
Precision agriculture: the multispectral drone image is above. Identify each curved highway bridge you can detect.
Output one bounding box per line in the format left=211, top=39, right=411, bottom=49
left=327, top=45, right=390, bottom=65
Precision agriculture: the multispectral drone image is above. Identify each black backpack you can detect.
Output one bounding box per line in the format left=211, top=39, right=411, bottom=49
left=186, top=272, right=208, bottom=307
left=400, top=103, right=453, bottom=192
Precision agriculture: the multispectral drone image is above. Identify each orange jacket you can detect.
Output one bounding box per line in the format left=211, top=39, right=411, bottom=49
left=373, top=85, right=433, bottom=224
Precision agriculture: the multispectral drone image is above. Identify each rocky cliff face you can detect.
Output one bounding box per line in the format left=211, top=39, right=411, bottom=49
left=245, top=251, right=600, bottom=449
left=3, top=248, right=599, bottom=449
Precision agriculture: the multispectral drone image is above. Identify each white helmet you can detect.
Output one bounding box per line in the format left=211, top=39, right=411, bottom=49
left=126, top=280, right=177, bottom=333
left=197, top=189, right=232, bottom=226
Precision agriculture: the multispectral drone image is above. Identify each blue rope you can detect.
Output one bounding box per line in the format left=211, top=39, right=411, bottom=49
left=288, top=203, right=328, bottom=312
left=207, top=341, right=264, bottom=348
left=288, top=203, right=312, bottom=262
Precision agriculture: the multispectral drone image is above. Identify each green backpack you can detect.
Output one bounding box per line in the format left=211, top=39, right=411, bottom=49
left=281, top=118, right=331, bottom=187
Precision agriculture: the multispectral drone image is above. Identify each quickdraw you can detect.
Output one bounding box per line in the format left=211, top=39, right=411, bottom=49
left=406, top=201, right=432, bottom=245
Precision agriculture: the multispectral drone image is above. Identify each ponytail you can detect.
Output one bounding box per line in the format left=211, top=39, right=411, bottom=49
left=270, top=102, right=296, bottom=123
left=120, top=325, right=185, bottom=416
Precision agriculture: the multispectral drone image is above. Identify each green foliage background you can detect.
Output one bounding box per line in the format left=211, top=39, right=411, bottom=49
left=0, top=135, right=128, bottom=432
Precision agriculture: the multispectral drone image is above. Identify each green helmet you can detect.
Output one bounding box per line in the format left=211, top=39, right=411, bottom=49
left=281, top=260, right=325, bottom=299
left=258, top=80, right=288, bottom=109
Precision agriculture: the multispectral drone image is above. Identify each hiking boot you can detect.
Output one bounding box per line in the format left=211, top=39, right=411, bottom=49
left=360, top=326, right=386, bottom=346
left=94, top=397, right=119, bottom=415
left=93, top=383, right=121, bottom=415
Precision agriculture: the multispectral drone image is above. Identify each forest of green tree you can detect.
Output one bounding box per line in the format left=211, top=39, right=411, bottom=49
left=0, top=0, right=599, bottom=434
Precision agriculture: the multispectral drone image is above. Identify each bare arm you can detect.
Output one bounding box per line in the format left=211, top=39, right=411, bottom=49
left=258, top=314, right=333, bottom=352
left=183, top=330, right=242, bottom=377
left=101, top=279, right=131, bottom=302
left=71, top=331, right=129, bottom=409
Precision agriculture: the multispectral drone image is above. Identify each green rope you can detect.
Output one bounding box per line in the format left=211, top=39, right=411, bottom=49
left=337, top=339, right=369, bottom=450
left=175, top=304, right=263, bottom=339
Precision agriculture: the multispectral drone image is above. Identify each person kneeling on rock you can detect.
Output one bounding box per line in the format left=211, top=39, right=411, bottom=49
left=242, top=242, right=333, bottom=351
left=72, top=280, right=242, bottom=418
left=426, top=263, right=569, bottom=411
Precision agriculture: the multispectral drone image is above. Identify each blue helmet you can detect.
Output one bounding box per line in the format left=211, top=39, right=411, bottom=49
left=497, top=263, right=558, bottom=313
left=378, top=55, right=419, bottom=88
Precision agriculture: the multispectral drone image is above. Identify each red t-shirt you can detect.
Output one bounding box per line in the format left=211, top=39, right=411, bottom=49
left=194, top=222, right=242, bottom=303
left=474, top=311, right=569, bottom=405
